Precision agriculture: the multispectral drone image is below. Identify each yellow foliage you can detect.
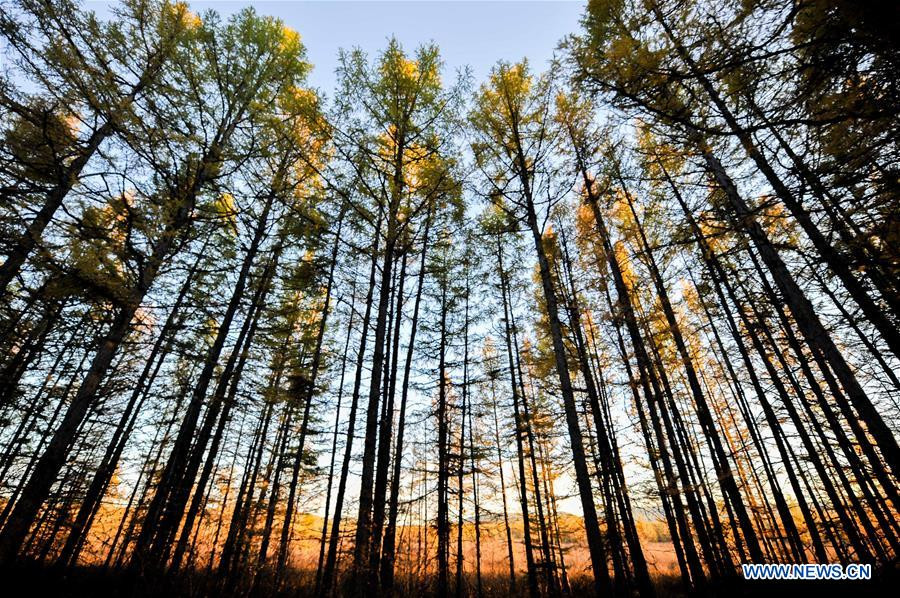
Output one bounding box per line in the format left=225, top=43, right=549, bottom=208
left=614, top=239, right=638, bottom=291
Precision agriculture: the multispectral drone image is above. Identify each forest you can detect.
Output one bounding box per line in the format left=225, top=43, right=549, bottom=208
left=0, top=0, right=898, bottom=596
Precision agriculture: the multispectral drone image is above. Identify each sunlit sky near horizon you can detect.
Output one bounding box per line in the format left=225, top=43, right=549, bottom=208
left=88, top=1, right=587, bottom=94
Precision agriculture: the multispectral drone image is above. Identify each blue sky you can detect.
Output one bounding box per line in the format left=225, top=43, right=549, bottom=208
left=90, top=1, right=587, bottom=93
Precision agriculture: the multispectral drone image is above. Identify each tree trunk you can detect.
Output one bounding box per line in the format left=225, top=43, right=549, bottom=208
left=382, top=206, right=433, bottom=592
left=134, top=189, right=277, bottom=567
left=698, top=146, right=900, bottom=479
left=57, top=236, right=211, bottom=567
left=497, top=241, right=539, bottom=598
left=521, top=178, right=610, bottom=596
left=653, top=6, right=900, bottom=359
left=320, top=213, right=383, bottom=595
left=0, top=168, right=204, bottom=561
left=315, top=290, right=356, bottom=594
left=275, top=213, right=344, bottom=582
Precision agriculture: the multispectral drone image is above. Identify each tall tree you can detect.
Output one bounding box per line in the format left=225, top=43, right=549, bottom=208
left=470, top=61, right=612, bottom=596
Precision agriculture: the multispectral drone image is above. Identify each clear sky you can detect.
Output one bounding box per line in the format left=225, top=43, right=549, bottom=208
left=90, top=1, right=587, bottom=93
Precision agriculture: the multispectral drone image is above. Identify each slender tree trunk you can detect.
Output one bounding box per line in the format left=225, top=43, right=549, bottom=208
left=134, top=190, right=277, bottom=568
left=381, top=207, right=433, bottom=592
left=256, top=400, right=294, bottom=570
left=497, top=241, right=539, bottom=598
left=467, top=378, right=483, bottom=598
left=368, top=248, right=407, bottom=587
left=315, top=291, right=356, bottom=594
left=354, top=133, right=407, bottom=587
left=653, top=6, right=900, bottom=358
left=520, top=171, right=610, bottom=596
left=57, top=236, right=211, bottom=567
left=436, top=262, right=451, bottom=598
left=275, top=213, right=345, bottom=582
left=489, top=376, right=517, bottom=593
left=698, top=146, right=900, bottom=478
left=454, top=285, right=469, bottom=598
left=321, top=213, right=383, bottom=595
